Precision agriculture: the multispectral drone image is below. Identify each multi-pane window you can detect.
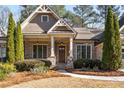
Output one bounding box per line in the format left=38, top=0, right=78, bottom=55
left=76, top=44, right=92, bottom=59
left=0, top=45, right=6, bottom=58
left=33, top=45, right=47, bottom=59
left=41, top=15, right=49, bottom=22
left=122, top=49, right=124, bottom=59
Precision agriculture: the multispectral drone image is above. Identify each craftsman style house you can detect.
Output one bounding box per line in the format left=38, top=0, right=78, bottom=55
left=21, top=5, right=103, bottom=67
left=1, top=5, right=124, bottom=67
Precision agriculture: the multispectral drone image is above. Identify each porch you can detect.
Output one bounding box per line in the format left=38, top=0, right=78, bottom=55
left=24, top=35, right=74, bottom=67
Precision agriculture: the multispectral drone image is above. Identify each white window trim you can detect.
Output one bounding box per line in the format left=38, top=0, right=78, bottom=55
left=41, top=15, right=49, bottom=22
left=32, top=44, right=48, bottom=59
left=76, top=44, right=92, bottom=60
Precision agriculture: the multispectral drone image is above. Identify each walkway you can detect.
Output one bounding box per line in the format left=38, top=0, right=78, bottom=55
left=58, top=70, right=124, bottom=82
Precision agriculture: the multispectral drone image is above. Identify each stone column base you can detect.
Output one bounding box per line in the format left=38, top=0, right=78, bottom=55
left=66, top=56, right=74, bottom=68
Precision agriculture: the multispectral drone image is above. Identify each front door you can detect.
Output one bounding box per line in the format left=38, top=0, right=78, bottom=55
left=58, top=46, right=65, bottom=63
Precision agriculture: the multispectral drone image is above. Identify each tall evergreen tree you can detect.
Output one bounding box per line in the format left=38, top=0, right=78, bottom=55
left=102, top=7, right=115, bottom=70
left=15, top=22, right=24, bottom=62
left=6, top=13, right=15, bottom=63
left=113, top=14, right=122, bottom=70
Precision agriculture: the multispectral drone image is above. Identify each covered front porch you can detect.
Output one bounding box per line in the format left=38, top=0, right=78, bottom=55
left=24, top=34, right=74, bottom=67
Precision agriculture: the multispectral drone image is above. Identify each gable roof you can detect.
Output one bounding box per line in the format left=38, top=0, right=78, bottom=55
left=48, top=18, right=76, bottom=34
left=21, top=5, right=60, bottom=30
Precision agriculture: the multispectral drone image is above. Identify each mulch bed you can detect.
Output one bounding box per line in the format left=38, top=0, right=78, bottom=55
left=66, top=68, right=124, bottom=76
left=0, top=70, right=70, bottom=88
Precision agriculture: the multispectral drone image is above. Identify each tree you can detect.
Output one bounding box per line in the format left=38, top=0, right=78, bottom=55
left=64, top=10, right=82, bottom=27
left=0, top=6, right=10, bottom=31
left=73, top=5, right=98, bottom=27
left=96, top=5, right=124, bottom=26
left=113, top=14, right=122, bottom=70
left=50, top=5, right=66, bottom=17
left=6, top=13, right=15, bottom=63
left=102, top=7, right=115, bottom=70
left=20, top=5, right=38, bottom=23
left=15, top=22, right=24, bottom=62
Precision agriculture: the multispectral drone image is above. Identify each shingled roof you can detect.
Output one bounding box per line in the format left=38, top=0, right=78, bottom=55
left=74, top=27, right=103, bottom=41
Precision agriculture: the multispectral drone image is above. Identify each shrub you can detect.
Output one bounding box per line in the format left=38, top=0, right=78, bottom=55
left=73, top=59, right=84, bottom=69
left=30, top=64, right=49, bottom=73
left=14, top=59, right=51, bottom=72
left=0, top=63, right=16, bottom=80
left=0, top=70, right=6, bottom=80
left=73, top=59, right=101, bottom=70
left=0, top=63, right=16, bottom=74
left=41, top=59, right=52, bottom=67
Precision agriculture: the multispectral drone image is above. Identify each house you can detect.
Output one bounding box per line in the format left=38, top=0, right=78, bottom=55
left=0, top=28, right=6, bottom=62
left=21, top=5, right=103, bottom=67
left=1, top=5, right=123, bottom=68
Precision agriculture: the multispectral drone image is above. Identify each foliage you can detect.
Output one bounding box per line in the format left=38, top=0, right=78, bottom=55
left=102, top=7, right=122, bottom=70
left=41, top=59, right=52, bottom=67
left=113, top=14, right=122, bottom=70
left=20, top=5, right=38, bottom=23
left=0, top=63, right=16, bottom=80
left=73, top=59, right=101, bottom=69
left=73, top=5, right=98, bottom=27
left=96, top=5, right=123, bottom=25
left=50, top=5, right=66, bottom=17
left=6, top=13, right=15, bottom=63
left=73, top=59, right=84, bottom=69
left=15, top=22, right=24, bottom=62
left=0, top=6, right=10, bottom=31
left=30, top=64, right=49, bottom=73
left=14, top=60, right=51, bottom=72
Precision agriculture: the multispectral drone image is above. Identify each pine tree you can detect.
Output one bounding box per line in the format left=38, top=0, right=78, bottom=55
left=113, top=14, right=122, bottom=70
left=6, top=13, right=15, bottom=63
left=102, top=7, right=115, bottom=70
left=15, top=22, right=24, bottom=62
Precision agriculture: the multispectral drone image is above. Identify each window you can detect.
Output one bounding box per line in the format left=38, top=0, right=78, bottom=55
left=76, top=44, right=92, bottom=59
left=41, top=15, right=49, bottom=22
left=0, top=47, right=6, bottom=58
left=122, top=49, right=124, bottom=59
left=33, top=45, right=47, bottom=59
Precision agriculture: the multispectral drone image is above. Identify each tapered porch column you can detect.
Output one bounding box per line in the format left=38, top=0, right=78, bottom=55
left=50, top=36, right=55, bottom=57
left=69, top=37, right=73, bottom=57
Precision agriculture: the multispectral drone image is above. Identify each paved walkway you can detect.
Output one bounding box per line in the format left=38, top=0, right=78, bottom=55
left=58, top=70, right=124, bottom=82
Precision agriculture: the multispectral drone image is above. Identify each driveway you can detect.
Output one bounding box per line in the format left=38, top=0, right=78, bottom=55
left=9, top=77, right=124, bottom=88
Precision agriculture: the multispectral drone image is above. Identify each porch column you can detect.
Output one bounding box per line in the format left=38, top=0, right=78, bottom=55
left=50, top=36, right=55, bottom=56
left=69, top=37, right=73, bottom=57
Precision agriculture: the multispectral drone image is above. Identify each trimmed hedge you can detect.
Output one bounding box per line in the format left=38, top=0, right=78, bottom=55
left=73, top=59, right=101, bottom=69
left=14, top=60, right=52, bottom=72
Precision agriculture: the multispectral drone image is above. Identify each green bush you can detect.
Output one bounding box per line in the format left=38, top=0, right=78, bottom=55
left=73, top=59, right=101, bottom=69
left=30, top=64, right=49, bottom=73
left=14, top=60, right=51, bottom=72
left=0, top=63, right=16, bottom=80
left=73, top=59, right=85, bottom=69
left=0, top=63, right=16, bottom=74
left=41, top=59, right=52, bottom=67
left=0, top=70, right=6, bottom=80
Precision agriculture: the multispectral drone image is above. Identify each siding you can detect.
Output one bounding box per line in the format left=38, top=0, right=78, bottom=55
left=23, top=13, right=58, bottom=33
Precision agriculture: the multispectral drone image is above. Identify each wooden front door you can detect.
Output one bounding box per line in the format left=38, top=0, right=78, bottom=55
left=58, top=46, right=65, bottom=63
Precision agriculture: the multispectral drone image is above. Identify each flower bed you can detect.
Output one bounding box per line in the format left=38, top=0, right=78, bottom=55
left=66, top=68, right=124, bottom=76
left=0, top=70, right=70, bottom=88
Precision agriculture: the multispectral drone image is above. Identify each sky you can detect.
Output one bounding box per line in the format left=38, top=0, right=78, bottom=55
left=5, top=5, right=75, bottom=21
